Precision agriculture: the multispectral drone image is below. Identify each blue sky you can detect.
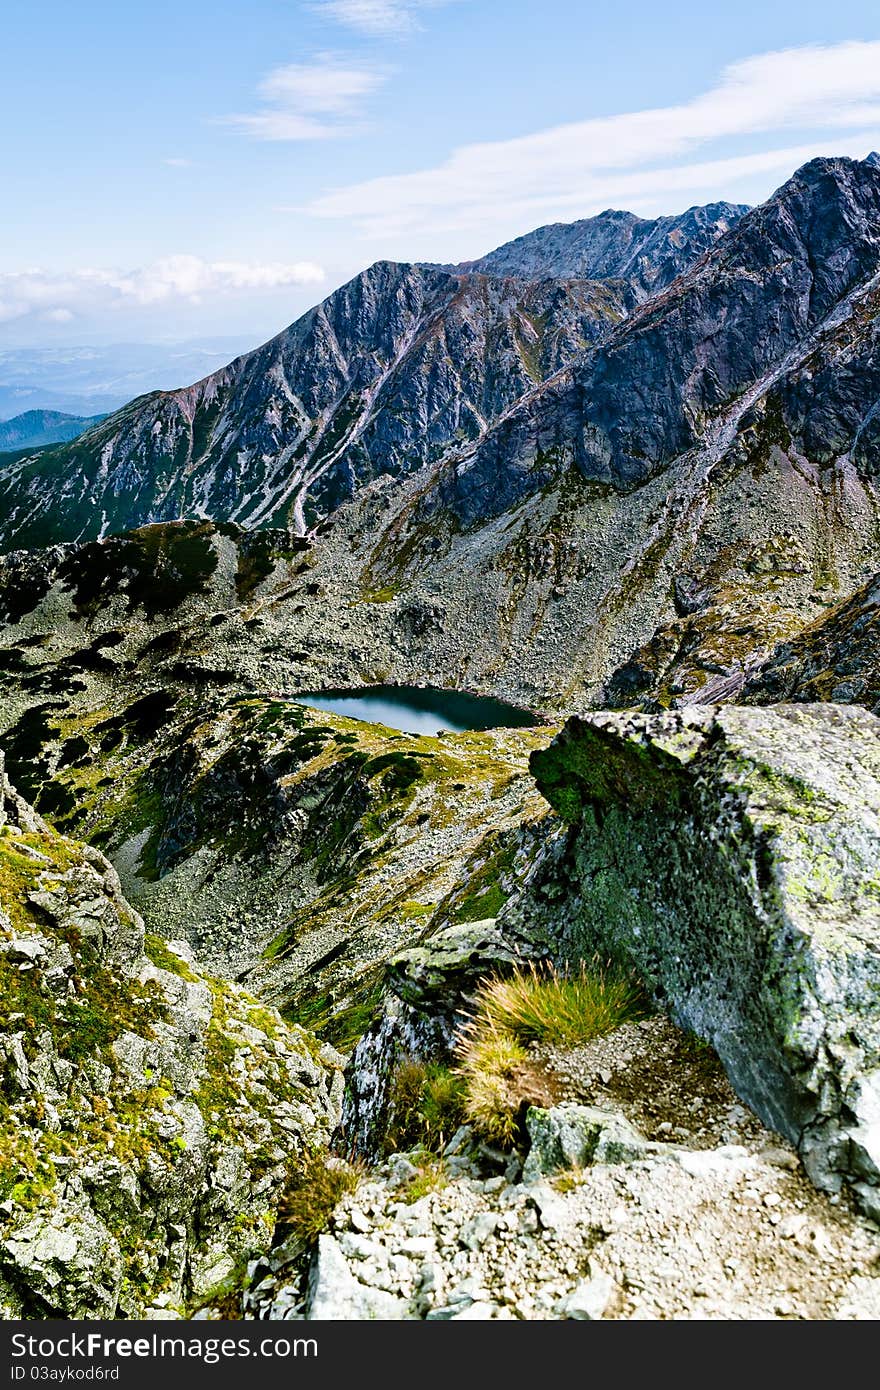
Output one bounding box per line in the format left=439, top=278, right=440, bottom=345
left=3, top=0, right=880, bottom=347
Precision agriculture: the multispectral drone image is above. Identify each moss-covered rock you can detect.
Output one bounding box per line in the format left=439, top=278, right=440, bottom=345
left=529, top=703, right=880, bottom=1217
left=0, top=753, right=343, bottom=1318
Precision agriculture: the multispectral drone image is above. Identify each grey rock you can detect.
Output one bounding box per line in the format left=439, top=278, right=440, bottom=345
left=1, top=1203, right=122, bottom=1319
left=388, top=919, right=525, bottom=1008
left=523, top=1103, right=650, bottom=1181
left=448, top=1300, right=501, bottom=1319
left=530, top=702, right=880, bottom=1215
left=558, top=1272, right=616, bottom=1320
left=527, top=1183, right=572, bottom=1232
left=306, top=1235, right=410, bottom=1320
left=460, top=1212, right=500, bottom=1252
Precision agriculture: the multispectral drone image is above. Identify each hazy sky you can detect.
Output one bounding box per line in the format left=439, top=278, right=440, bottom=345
left=4, top=0, right=880, bottom=348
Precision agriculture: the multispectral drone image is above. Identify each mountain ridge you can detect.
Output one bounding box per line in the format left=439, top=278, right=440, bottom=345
left=0, top=198, right=751, bottom=551
left=450, top=200, right=749, bottom=294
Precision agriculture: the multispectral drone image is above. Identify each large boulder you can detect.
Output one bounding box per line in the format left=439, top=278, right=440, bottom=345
left=0, top=753, right=344, bottom=1317
left=529, top=704, right=880, bottom=1215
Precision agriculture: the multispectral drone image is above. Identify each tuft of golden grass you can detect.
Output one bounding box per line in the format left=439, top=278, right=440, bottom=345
left=454, top=959, right=646, bottom=1146
left=454, top=1024, right=532, bottom=1146
left=474, top=960, right=647, bottom=1047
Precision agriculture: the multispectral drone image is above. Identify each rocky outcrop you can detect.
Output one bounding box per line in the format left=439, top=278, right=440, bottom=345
left=343, top=915, right=548, bottom=1157
left=0, top=754, right=343, bottom=1317
left=528, top=703, right=880, bottom=1216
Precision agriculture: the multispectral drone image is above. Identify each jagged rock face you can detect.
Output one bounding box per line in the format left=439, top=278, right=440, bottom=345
left=0, top=754, right=343, bottom=1318
left=527, top=703, right=880, bottom=1217
left=0, top=192, right=750, bottom=555
left=742, top=572, right=880, bottom=713
left=430, top=157, right=880, bottom=523
left=0, top=267, right=629, bottom=550
left=458, top=202, right=748, bottom=297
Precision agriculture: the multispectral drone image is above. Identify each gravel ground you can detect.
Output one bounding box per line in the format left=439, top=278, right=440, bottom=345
left=246, top=1015, right=880, bottom=1321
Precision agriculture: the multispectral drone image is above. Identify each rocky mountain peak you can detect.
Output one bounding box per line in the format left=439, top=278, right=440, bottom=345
left=454, top=200, right=749, bottom=297
left=430, top=153, right=880, bottom=523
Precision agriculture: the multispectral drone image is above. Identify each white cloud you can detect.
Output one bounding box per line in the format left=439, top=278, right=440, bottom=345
left=0, top=257, right=326, bottom=325
left=163, top=157, right=192, bottom=168
left=222, top=53, right=387, bottom=141
left=304, top=41, right=880, bottom=240
left=313, top=0, right=456, bottom=36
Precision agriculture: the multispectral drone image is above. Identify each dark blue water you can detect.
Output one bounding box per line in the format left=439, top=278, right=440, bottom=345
left=293, top=685, right=537, bottom=736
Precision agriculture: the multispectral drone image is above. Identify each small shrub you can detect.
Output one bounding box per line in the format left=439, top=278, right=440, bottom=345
left=384, top=1059, right=467, bottom=1155
left=275, top=1150, right=364, bottom=1246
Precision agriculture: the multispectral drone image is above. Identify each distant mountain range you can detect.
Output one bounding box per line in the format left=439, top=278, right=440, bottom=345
left=0, top=339, right=257, bottom=421
left=0, top=409, right=105, bottom=452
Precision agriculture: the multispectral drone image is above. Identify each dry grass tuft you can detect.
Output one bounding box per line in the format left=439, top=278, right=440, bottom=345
left=455, top=959, right=646, bottom=1146
left=276, top=1149, right=365, bottom=1245
left=475, top=960, right=646, bottom=1047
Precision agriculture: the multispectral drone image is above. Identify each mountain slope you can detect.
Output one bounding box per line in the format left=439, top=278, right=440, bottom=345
left=0, top=270, right=629, bottom=549
left=339, top=156, right=880, bottom=705
left=741, top=571, right=880, bottom=713
left=1, top=159, right=879, bottom=718
left=0, top=200, right=745, bottom=553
